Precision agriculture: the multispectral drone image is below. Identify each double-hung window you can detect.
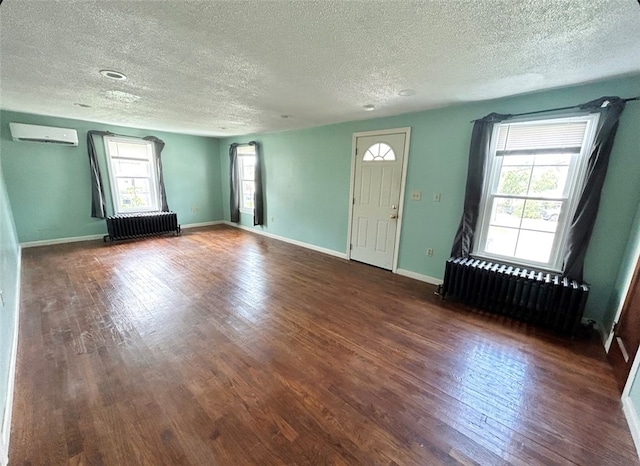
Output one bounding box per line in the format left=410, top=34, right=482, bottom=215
left=237, top=145, right=256, bottom=213
left=474, top=114, right=599, bottom=271
left=104, top=136, right=160, bottom=214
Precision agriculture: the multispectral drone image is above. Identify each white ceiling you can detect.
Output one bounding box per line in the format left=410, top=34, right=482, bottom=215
left=1, top=0, right=639, bottom=137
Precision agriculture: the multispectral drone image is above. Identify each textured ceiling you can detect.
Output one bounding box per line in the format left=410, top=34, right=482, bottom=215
left=1, top=0, right=639, bottom=137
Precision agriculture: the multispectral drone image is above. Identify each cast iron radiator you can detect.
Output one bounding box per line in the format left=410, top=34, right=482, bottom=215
left=441, top=257, right=589, bottom=335
left=104, top=212, right=180, bottom=242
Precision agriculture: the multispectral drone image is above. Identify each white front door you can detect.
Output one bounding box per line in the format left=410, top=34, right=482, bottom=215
left=349, top=131, right=407, bottom=270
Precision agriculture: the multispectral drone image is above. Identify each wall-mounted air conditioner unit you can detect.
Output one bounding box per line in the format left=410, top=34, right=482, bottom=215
left=9, top=123, right=79, bottom=146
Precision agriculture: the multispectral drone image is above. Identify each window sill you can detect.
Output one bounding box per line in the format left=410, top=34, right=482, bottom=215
left=239, top=208, right=253, bottom=215
left=116, top=209, right=161, bottom=215
left=471, top=253, right=563, bottom=275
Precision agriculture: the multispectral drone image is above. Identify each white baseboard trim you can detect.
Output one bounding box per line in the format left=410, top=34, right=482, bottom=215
left=623, top=395, right=640, bottom=461
left=224, top=222, right=448, bottom=282
left=605, top=328, right=615, bottom=353
left=20, top=233, right=105, bottom=248
left=20, top=220, right=227, bottom=248
left=224, top=221, right=348, bottom=260
left=1, top=247, right=21, bottom=466
left=181, top=220, right=225, bottom=229
left=396, top=268, right=443, bottom=286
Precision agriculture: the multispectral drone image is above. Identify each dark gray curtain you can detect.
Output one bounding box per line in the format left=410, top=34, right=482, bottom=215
left=143, top=136, right=169, bottom=212
left=450, top=113, right=511, bottom=257
left=229, top=143, right=240, bottom=222
left=249, top=141, right=264, bottom=226
left=87, top=130, right=112, bottom=218
left=563, top=97, right=627, bottom=280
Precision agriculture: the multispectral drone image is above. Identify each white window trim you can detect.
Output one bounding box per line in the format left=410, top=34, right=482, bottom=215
left=103, top=136, right=161, bottom=215
left=473, top=113, right=600, bottom=272
left=237, top=145, right=256, bottom=214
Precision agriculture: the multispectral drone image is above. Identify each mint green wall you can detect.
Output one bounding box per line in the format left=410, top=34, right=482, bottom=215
left=0, top=150, right=20, bottom=438
left=220, top=74, right=640, bottom=325
left=0, top=111, right=223, bottom=243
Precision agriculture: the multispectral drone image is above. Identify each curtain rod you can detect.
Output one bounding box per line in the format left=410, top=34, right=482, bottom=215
left=230, top=141, right=256, bottom=147
left=88, top=130, right=161, bottom=140
left=470, top=96, right=639, bottom=123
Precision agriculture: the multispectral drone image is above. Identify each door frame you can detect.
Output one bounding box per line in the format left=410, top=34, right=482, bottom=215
left=620, top=252, right=640, bottom=396
left=622, top=343, right=640, bottom=458
left=613, top=244, right=640, bottom=458
left=606, top=241, right=640, bottom=353
left=346, top=127, right=411, bottom=273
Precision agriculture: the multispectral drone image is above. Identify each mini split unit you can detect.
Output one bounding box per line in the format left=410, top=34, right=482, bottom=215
left=9, top=122, right=79, bottom=146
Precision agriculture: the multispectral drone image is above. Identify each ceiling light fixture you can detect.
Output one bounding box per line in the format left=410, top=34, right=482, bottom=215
left=398, top=89, right=416, bottom=97
left=363, top=104, right=375, bottom=111
left=100, top=70, right=127, bottom=81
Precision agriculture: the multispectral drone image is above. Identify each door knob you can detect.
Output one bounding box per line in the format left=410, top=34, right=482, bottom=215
left=390, top=214, right=397, bottom=219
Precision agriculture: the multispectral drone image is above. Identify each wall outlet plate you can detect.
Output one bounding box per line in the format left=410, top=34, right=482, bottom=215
left=410, top=190, right=422, bottom=201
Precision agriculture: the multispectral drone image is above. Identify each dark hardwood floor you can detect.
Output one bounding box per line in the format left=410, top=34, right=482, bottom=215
left=10, top=225, right=639, bottom=465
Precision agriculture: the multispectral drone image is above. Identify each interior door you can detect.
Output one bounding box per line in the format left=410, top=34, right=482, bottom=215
left=349, top=132, right=406, bottom=270
left=608, top=256, right=640, bottom=392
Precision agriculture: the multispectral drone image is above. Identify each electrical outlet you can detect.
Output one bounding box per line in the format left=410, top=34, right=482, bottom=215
left=433, top=193, right=441, bottom=202
left=426, top=248, right=434, bottom=256
left=0, top=290, right=4, bottom=307
left=270, top=216, right=275, bottom=223
left=191, top=206, right=200, bottom=213
left=410, top=190, right=422, bottom=201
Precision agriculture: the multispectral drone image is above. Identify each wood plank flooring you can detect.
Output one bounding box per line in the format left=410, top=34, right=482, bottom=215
left=10, top=225, right=639, bottom=465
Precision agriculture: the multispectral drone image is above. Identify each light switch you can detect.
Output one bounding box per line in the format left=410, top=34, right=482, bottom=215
left=433, top=192, right=441, bottom=202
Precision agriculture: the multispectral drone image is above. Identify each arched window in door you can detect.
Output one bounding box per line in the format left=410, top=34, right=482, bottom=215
left=363, top=143, right=396, bottom=161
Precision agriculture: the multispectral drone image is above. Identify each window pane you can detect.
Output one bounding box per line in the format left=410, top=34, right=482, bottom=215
left=528, top=166, right=569, bottom=197
left=490, top=198, right=524, bottom=228
left=241, top=156, right=255, bottom=181
left=514, top=230, right=555, bottom=263
left=497, top=166, right=531, bottom=195
left=243, top=196, right=254, bottom=209
left=116, top=178, right=153, bottom=210
left=520, top=200, right=561, bottom=233
left=242, top=180, right=255, bottom=209
left=114, top=159, right=150, bottom=177
left=540, top=201, right=563, bottom=230
left=485, top=226, right=518, bottom=257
